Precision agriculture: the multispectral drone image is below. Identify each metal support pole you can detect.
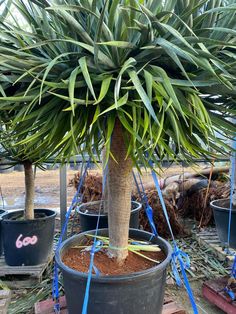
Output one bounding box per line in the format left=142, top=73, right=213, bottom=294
left=60, top=164, right=67, bottom=240
left=231, top=118, right=236, bottom=206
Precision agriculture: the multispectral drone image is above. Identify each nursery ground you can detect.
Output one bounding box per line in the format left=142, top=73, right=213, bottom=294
left=0, top=164, right=229, bottom=314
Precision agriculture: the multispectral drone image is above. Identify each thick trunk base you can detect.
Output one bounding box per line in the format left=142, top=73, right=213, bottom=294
left=107, top=121, right=133, bottom=264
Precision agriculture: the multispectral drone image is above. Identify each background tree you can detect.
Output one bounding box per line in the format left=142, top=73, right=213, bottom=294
left=0, top=107, right=59, bottom=219
left=0, top=0, right=236, bottom=263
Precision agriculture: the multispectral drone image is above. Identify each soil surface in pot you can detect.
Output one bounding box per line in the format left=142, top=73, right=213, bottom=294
left=8, top=212, right=47, bottom=221
left=79, top=202, right=137, bottom=215
left=62, top=240, right=166, bottom=276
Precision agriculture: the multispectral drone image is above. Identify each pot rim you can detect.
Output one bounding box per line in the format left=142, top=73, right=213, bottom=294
left=0, top=209, right=7, bottom=221
left=55, top=228, right=172, bottom=283
left=210, top=198, right=236, bottom=212
left=1, top=208, right=56, bottom=223
left=76, top=200, right=142, bottom=217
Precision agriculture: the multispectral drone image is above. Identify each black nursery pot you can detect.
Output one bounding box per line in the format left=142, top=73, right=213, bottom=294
left=0, top=209, right=7, bottom=256
left=77, top=200, right=142, bottom=232
left=2, top=208, right=56, bottom=266
left=210, top=198, right=236, bottom=249
left=56, top=228, right=172, bottom=314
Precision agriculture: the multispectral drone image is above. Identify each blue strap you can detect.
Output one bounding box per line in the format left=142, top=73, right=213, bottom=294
left=224, top=287, right=235, bottom=301
left=82, top=240, right=103, bottom=314
left=148, top=159, right=198, bottom=314
left=137, top=172, right=149, bottom=205
left=145, top=205, right=158, bottom=237
left=132, top=171, right=158, bottom=237
left=171, top=247, right=190, bottom=287
left=92, top=264, right=100, bottom=277
left=52, top=160, right=91, bottom=312
left=171, top=246, right=198, bottom=313
left=223, top=254, right=236, bottom=300
left=82, top=164, right=108, bottom=314
left=151, top=168, right=175, bottom=241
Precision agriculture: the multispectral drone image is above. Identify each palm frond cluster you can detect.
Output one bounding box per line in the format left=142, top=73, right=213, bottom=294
left=0, top=0, right=236, bottom=166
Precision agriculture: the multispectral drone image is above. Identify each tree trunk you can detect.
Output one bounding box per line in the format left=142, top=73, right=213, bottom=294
left=102, top=148, right=109, bottom=213
left=108, top=121, right=133, bottom=264
left=24, top=161, right=35, bottom=220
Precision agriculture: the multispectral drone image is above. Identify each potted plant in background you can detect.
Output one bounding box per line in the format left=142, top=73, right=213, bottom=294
left=0, top=111, right=56, bottom=266
left=77, top=200, right=142, bottom=232
left=1, top=0, right=236, bottom=313
left=210, top=132, right=236, bottom=248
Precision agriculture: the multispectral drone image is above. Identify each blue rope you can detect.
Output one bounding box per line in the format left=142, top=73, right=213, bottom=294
left=226, top=137, right=236, bottom=249
left=81, top=164, right=108, bottom=314
left=133, top=161, right=198, bottom=313
left=224, top=255, right=236, bottom=301
left=52, top=160, right=91, bottom=313
left=224, top=137, right=236, bottom=300
left=148, top=159, right=198, bottom=314
left=224, top=254, right=236, bottom=301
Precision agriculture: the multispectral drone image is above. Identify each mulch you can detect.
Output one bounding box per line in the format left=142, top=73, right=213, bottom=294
left=69, top=172, right=229, bottom=237
left=178, top=182, right=230, bottom=226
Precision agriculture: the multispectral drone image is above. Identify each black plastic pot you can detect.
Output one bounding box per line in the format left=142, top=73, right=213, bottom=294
left=0, top=209, right=6, bottom=256
left=56, top=228, right=172, bottom=314
left=1, top=208, right=56, bottom=266
left=210, top=198, right=236, bottom=248
left=77, top=201, right=142, bottom=232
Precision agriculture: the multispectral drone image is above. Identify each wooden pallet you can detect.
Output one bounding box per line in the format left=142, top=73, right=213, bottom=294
left=0, top=256, right=53, bottom=289
left=0, top=290, right=11, bottom=314
left=34, top=295, right=186, bottom=314
left=202, top=277, right=236, bottom=314
left=193, top=228, right=236, bottom=265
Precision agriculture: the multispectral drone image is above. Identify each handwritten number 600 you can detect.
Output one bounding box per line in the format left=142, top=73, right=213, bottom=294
left=16, top=234, right=38, bottom=248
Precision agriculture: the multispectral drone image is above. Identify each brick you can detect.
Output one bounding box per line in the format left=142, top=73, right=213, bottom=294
left=202, top=277, right=236, bottom=314
left=35, top=296, right=67, bottom=314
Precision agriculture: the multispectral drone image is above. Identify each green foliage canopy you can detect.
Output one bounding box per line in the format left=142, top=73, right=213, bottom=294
left=0, top=0, right=236, bottom=166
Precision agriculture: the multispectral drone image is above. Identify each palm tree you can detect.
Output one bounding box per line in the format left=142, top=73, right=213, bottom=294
left=0, top=0, right=236, bottom=263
